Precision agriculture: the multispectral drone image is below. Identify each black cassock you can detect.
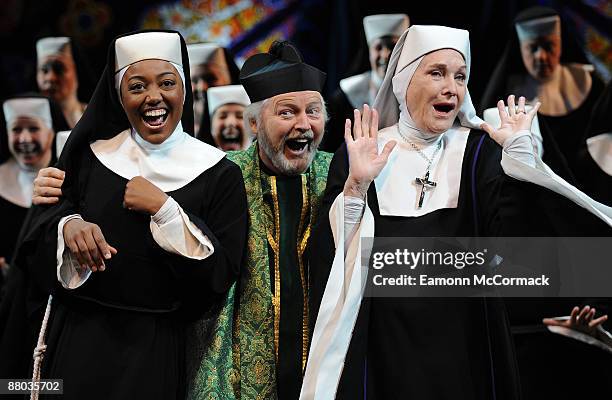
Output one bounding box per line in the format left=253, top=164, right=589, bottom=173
left=310, top=130, right=611, bottom=400
left=26, top=148, right=246, bottom=400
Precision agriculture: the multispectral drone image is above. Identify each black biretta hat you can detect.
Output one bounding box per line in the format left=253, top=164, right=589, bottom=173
left=239, top=41, right=326, bottom=102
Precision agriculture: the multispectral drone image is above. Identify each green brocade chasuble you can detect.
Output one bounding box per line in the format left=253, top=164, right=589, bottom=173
left=189, top=143, right=332, bottom=399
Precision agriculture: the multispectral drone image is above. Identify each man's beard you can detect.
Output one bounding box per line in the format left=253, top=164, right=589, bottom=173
left=257, top=127, right=319, bottom=176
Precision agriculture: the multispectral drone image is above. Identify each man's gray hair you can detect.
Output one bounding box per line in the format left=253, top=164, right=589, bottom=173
left=243, top=93, right=329, bottom=135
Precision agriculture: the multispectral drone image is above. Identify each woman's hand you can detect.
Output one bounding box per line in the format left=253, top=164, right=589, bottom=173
left=343, top=104, right=397, bottom=199
left=33, top=167, right=65, bottom=205
left=480, top=95, right=541, bottom=146
left=123, top=176, right=168, bottom=215
left=543, top=305, right=609, bottom=338
left=63, top=219, right=117, bottom=272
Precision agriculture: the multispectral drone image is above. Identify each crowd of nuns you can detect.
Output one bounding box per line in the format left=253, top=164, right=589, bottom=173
left=0, top=4, right=611, bottom=400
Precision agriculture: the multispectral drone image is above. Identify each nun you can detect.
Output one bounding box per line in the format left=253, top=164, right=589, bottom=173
left=36, top=37, right=95, bottom=128
left=206, top=84, right=251, bottom=151
left=16, top=30, right=247, bottom=399
left=302, top=25, right=612, bottom=400
left=0, top=95, right=68, bottom=281
left=480, top=6, right=605, bottom=185
left=322, top=13, right=410, bottom=153
left=186, top=43, right=240, bottom=142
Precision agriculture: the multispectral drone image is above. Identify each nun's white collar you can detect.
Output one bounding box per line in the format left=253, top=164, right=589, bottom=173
left=90, top=121, right=225, bottom=192
left=0, top=158, right=38, bottom=208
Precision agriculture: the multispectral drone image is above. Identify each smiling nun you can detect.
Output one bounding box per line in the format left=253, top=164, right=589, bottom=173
left=16, top=30, right=247, bottom=400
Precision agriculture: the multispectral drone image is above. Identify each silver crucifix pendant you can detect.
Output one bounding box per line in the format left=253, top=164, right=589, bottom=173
left=415, top=171, right=437, bottom=208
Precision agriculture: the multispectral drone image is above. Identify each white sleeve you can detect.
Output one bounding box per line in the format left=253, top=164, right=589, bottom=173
left=301, top=192, right=374, bottom=400
left=546, top=316, right=612, bottom=354
left=150, top=196, right=214, bottom=260
left=343, top=196, right=365, bottom=254
left=500, top=131, right=612, bottom=227
left=57, top=214, right=92, bottom=289
left=502, top=130, right=537, bottom=168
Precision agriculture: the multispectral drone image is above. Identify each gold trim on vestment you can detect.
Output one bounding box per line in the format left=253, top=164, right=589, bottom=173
left=297, top=174, right=311, bottom=371
left=265, top=176, right=281, bottom=365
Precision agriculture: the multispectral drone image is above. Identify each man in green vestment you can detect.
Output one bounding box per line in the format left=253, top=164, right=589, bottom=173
left=188, top=41, right=332, bottom=399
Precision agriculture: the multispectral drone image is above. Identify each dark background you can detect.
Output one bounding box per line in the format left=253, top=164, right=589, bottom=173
left=0, top=0, right=609, bottom=110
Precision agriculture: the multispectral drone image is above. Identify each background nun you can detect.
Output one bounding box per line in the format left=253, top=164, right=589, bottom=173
left=303, top=25, right=612, bottom=400
left=0, top=95, right=68, bottom=287
left=35, top=37, right=95, bottom=128
left=13, top=30, right=247, bottom=399
left=322, top=13, right=409, bottom=153
left=479, top=6, right=605, bottom=188
left=206, top=84, right=251, bottom=151
left=186, top=43, right=240, bottom=143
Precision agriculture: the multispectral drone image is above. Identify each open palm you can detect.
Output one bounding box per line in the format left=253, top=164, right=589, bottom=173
left=481, top=95, right=541, bottom=146
left=544, top=305, right=609, bottom=338
left=344, top=105, right=397, bottom=198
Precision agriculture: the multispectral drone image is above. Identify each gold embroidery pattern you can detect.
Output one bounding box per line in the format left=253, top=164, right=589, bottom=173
left=297, top=174, right=311, bottom=371
left=266, top=176, right=281, bottom=365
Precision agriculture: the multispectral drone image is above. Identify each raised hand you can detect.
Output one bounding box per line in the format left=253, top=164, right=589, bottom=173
left=343, top=104, right=397, bottom=199
left=123, top=176, right=168, bottom=215
left=63, top=219, right=117, bottom=272
left=32, top=167, right=65, bottom=205
left=543, top=305, right=609, bottom=338
left=480, top=95, right=541, bottom=146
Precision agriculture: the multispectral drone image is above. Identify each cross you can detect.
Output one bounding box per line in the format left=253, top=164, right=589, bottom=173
left=415, top=171, right=437, bottom=209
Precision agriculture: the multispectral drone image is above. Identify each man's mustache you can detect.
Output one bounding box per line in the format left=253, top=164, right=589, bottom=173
left=283, top=130, right=314, bottom=143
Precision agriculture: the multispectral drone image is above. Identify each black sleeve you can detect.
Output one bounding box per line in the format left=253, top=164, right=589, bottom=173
left=473, top=133, right=611, bottom=236
left=307, top=144, right=371, bottom=399
left=473, top=134, right=551, bottom=236
left=170, top=159, right=248, bottom=320
left=16, top=149, right=92, bottom=298
left=474, top=133, right=611, bottom=331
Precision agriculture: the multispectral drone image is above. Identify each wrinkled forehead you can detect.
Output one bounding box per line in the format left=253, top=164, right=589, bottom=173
left=269, top=90, right=323, bottom=106
left=421, top=48, right=466, bottom=65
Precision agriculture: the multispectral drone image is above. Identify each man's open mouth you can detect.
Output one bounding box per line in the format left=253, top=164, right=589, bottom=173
left=141, top=108, right=169, bottom=128
left=285, top=137, right=312, bottom=155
